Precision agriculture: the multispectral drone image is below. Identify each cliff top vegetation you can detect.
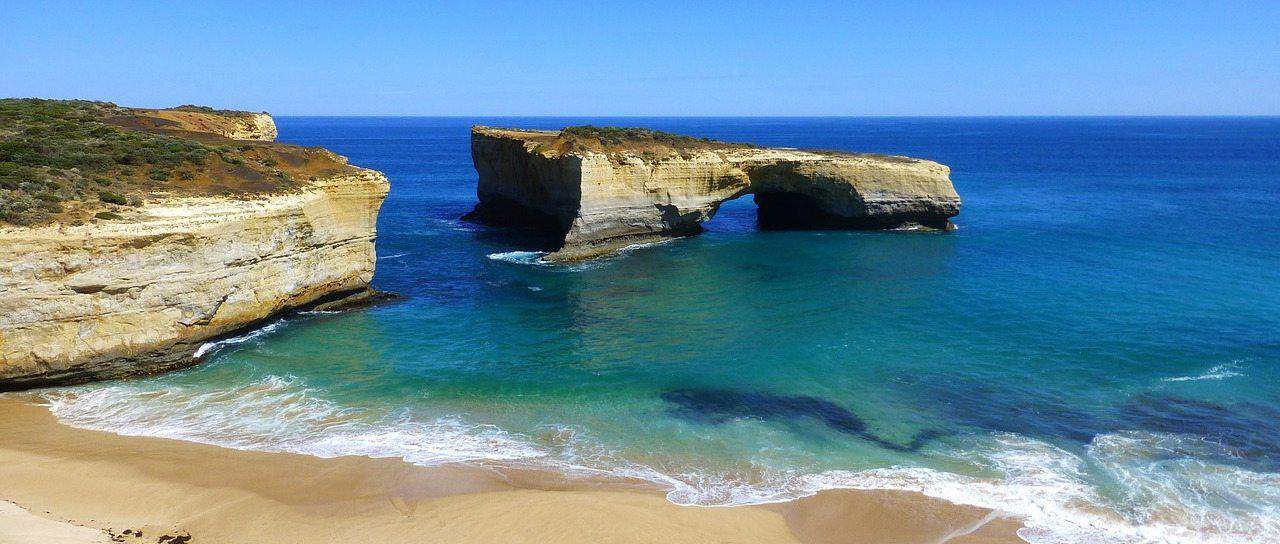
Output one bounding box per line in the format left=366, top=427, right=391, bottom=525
left=167, top=104, right=265, bottom=116
left=0, top=99, right=354, bottom=226
left=478, top=125, right=919, bottom=164
left=556, top=125, right=757, bottom=157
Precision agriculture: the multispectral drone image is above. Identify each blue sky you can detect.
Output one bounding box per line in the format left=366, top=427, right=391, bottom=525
left=3, top=1, right=1277, bottom=115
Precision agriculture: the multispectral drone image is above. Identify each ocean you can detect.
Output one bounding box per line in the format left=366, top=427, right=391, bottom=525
left=39, top=117, right=1280, bottom=543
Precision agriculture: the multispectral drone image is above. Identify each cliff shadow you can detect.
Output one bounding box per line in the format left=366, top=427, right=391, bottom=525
left=462, top=196, right=577, bottom=252
left=753, top=192, right=950, bottom=230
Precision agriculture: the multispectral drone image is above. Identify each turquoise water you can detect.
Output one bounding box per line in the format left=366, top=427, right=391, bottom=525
left=42, top=118, right=1280, bottom=543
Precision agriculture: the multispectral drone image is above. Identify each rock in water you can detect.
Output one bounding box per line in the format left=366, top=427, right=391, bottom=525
left=466, top=125, right=961, bottom=261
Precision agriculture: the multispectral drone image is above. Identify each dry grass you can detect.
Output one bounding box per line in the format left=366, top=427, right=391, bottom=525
left=483, top=125, right=918, bottom=164
left=0, top=99, right=356, bottom=226
left=549, top=125, right=756, bottom=159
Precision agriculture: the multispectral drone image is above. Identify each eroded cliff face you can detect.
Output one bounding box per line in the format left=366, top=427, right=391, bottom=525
left=468, top=126, right=960, bottom=261
left=0, top=170, right=388, bottom=390
left=222, top=112, right=278, bottom=141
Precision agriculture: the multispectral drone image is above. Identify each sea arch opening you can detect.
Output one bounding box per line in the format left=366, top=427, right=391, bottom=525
left=696, top=164, right=877, bottom=235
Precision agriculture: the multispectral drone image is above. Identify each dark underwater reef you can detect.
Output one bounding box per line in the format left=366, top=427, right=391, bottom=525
left=660, top=388, right=941, bottom=453
left=908, top=373, right=1280, bottom=470
left=661, top=385, right=1280, bottom=471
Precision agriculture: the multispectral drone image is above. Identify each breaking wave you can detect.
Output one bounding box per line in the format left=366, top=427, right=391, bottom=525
left=192, top=319, right=287, bottom=359
left=487, top=239, right=675, bottom=268
left=41, top=376, right=546, bottom=465
left=38, top=379, right=1280, bottom=544
left=486, top=250, right=546, bottom=264
left=1162, top=361, right=1245, bottom=383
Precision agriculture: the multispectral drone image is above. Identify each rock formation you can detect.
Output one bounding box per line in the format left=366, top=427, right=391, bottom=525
left=0, top=105, right=388, bottom=390
left=466, top=126, right=961, bottom=261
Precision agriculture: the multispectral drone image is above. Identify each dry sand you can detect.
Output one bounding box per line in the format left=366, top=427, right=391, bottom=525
left=0, top=398, right=1024, bottom=543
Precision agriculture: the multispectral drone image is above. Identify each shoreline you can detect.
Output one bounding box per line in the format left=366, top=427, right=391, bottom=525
left=0, top=397, right=1025, bottom=543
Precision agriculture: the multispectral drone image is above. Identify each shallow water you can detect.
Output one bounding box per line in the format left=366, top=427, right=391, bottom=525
left=41, top=117, right=1280, bottom=543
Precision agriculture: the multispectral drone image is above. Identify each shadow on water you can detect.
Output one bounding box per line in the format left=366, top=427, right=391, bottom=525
left=467, top=221, right=566, bottom=253
left=661, top=388, right=942, bottom=453
left=909, top=375, right=1280, bottom=471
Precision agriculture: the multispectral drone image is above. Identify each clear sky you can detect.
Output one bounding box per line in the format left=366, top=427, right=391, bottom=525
left=3, top=1, right=1278, bottom=116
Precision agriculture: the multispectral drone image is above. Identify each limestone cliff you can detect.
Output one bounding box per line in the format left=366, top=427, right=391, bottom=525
left=0, top=102, right=388, bottom=390
left=467, top=126, right=961, bottom=261
left=0, top=169, right=387, bottom=389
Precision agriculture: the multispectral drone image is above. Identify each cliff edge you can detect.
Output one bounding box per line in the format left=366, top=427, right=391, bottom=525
left=132, top=105, right=278, bottom=141
left=0, top=99, right=388, bottom=390
left=465, top=126, right=960, bottom=261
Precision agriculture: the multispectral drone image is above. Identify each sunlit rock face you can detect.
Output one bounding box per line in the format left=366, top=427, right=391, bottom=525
left=467, top=126, right=961, bottom=261
left=0, top=169, right=389, bottom=390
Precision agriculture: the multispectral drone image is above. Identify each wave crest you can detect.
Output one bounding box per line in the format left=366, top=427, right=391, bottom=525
left=38, top=383, right=1280, bottom=544
left=486, top=251, right=546, bottom=264
left=193, top=319, right=287, bottom=359
left=1162, top=362, right=1245, bottom=383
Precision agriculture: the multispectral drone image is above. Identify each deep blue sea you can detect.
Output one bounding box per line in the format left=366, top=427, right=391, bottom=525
left=42, top=117, right=1280, bottom=543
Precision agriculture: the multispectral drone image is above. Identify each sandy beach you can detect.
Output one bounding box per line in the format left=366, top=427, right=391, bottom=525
left=0, top=397, right=1024, bottom=544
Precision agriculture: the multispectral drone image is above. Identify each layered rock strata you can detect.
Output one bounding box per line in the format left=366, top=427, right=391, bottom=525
left=467, top=126, right=961, bottom=261
left=0, top=169, right=387, bottom=389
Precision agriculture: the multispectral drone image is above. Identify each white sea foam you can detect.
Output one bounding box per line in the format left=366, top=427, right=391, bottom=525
left=486, top=251, right=547, bottom=264
left=486, top=239, right=676, bottom=268
left=633, top=432, right=1277, bottom=544
left=192, top=319, right=287, bottom=359
left=615, top=238, right=675, bottom=254
left=427, top=217, right=478, bottom=232
left=1163, top=361, right=1244, bottom=382
left=378, top=252, right=409, bottom=260
left=41, top=376, right=548, bottom=465
left=39, top=383, right=1280, bottom=544
left=891, top=224, right=930, bottom=231
left=550, top=238, right=680, bottom=271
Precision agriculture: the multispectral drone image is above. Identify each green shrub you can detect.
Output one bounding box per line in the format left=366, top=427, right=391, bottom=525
left=0, top=192, right=43, bottom=224
left=558, top=125, right=753, bottom=150
left=98, top=190, right=127, bottom=205
left=94, top=211, right=122, bottom=220
left=0, top=98, right=295, bottom=225
left=170, top=105, right=252, bottom=115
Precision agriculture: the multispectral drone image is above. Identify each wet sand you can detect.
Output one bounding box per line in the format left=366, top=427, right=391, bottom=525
left=0, top=398, right=1024, bottom=543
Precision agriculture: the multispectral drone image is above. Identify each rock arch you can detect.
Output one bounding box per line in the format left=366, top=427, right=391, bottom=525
left=466, top=126, right=961, bottom=261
